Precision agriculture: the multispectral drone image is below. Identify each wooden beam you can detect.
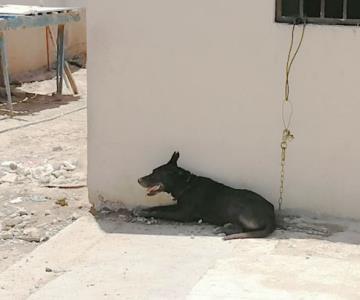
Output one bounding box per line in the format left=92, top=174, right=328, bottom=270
left=56, top=24, right=65, bottom=94
left=0, top=32, right=13, bottom=116
left=47, top=26, right=79, bottom=95
left=0, top=11, right=80, bottom=31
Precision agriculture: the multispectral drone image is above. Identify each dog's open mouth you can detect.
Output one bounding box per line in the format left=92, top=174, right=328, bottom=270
left=146, top=184, right=163, bottom=196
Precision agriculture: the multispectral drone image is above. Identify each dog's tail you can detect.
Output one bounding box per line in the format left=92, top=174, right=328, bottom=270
left=223, top=221, right=275, bottom=240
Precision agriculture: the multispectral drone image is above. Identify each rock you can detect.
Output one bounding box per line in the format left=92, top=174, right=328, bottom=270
left=52, top=146, right=63, bottom=152
left=62, top=161, right=76, bottom=171
left=55, top=198, right=68, bottom=207
left=17, top=167, right=31, bottom=176
left=29, top=195, right=49, bottom=202
left=18, top=208, right=28, bottom=216
left=9, top=197, right=23, bottom=204
left=21, top=228, right=42, bottom=243
left=198, top=219, right=203, bottom=224
left=44, top=210, right=51, bottom=216
left=1, top=161, right=17, bottom=169
left=45, top=267, right=53, bottom=272
left=3, top=217, right=22, bottom=228
left=31, top=166, right=45, bottom=180
left=52, top=169, right=68, bottom=179
left=9, top=162, right=18, bottom=170
left=0, top=232, right=13, bottom=240
left=30, top=211, right=36, bottom=216
left=1, top=173, right=17, bottom=183
left=70, top=213, right=80, bottom=221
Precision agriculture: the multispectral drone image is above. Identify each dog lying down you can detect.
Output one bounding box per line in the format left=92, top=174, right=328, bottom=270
left=137, top=152, right=275, bottom=240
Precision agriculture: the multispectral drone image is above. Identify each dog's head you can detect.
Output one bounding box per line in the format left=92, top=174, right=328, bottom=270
left=138, top=151, right=188, bottom=196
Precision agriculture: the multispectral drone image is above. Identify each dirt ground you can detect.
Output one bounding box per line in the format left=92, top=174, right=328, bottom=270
left=0, top=68, right=90, bottom=272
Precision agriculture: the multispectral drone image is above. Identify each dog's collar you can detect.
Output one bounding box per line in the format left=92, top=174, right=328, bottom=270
left=172, top=173, right=194, bottom=201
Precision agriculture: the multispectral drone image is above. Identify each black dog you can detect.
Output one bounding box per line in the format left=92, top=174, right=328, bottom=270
left=137, top=152, right=275, bottom=240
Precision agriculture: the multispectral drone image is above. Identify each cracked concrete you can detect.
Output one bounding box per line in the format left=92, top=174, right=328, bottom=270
left=1, top=214, right=360, bottom=300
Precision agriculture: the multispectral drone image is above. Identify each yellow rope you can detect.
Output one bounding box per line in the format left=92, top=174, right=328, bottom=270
left=278, top=21, right=306, bottom=213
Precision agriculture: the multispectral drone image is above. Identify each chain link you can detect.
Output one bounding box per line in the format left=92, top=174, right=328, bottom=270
left=278, top=21, right=306, bottom=213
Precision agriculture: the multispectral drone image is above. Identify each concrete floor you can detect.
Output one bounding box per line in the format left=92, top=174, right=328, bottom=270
left=1, top=214, right=360, bottom=300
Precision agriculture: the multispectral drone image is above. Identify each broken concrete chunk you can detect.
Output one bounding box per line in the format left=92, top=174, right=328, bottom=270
left=18, top=208, right=28, bottom=216
left=9, top=197, right=23, bottom=204
left=21, top=228, right=42, bottom=243
left=62, top=161, right=76, bottom=171
left=0, top=232, right=13, bottom=240
left=3, top=217, right=22, bottom=228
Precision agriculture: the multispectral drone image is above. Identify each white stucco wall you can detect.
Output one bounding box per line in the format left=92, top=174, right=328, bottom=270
left=88, top=0, right=360, bottom=219
left=0, top=0, right=86, bottom=78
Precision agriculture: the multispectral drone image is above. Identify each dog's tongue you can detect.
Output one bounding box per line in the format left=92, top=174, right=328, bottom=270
left=147, top=185, right=160, bottom=196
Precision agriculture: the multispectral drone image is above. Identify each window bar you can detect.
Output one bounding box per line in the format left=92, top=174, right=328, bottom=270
left=343, top=0, right=348, bottom=20
left=276, top=0, right=282, bottom=18
left=320, top=0, right=325, bottom=18
left=299, top=0, right=304, bottom=19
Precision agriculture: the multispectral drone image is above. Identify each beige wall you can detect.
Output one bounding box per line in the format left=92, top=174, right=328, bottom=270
left=88, top=0, right=360, bottom=219
left=0, top=0, right=86, bottom=79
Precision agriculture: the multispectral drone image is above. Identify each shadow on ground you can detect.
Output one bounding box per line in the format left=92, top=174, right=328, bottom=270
left=93, top=209, right=360, bottom=245
left=0, top=93, right=80, bottom=117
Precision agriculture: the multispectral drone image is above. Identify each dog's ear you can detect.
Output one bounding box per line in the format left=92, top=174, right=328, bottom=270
left=168, top=151, right=180, bottom=165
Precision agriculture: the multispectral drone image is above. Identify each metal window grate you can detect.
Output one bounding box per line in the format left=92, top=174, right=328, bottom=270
left=276, top=0, right=360, bottom=26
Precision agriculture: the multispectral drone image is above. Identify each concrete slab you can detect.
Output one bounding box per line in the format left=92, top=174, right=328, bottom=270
left=1, top=215, right=360, bottom=300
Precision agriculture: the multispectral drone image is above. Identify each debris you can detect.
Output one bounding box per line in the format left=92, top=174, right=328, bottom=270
left=2, top=217, right=22, bottom=228
left=0, top=232, right=13, bottom=240
left=9, top=197, right=23, bottom=204
left=70, top=213, right=79, bottom=221
left=18, top=208, right=28, bottom=216
left=198, top=219, right=203, bottom=224
left=1, top=161, right=17, bottom=169
left=28, top=195, right=49, bottom=202
left=55, top=197, right=68, bottom=207
left=20, top=228, right=42, bottom=243
left=62, top=161, right=76, bottom=171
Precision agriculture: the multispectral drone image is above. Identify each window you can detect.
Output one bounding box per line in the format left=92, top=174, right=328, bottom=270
left=276, top=0, right=360, bottom=25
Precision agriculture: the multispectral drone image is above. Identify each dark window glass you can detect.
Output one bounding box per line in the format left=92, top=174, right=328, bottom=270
left=282, top=0, right=300, bottom=17
left=304, top=0, right=321, bottom=17
left=325, top=0, right=343, bottom=18
left=348, top=0, right=360, bottom=19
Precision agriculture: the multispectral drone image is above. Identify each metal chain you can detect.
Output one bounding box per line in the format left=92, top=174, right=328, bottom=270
left=278, top=21, right=306, bottom=213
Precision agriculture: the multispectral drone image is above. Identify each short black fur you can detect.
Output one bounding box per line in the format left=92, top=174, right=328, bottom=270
left=137, top=152, right=276, bottom=240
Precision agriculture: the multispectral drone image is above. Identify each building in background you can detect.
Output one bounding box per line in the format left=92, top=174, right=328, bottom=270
left=0, top=0, right=86, bottom=80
